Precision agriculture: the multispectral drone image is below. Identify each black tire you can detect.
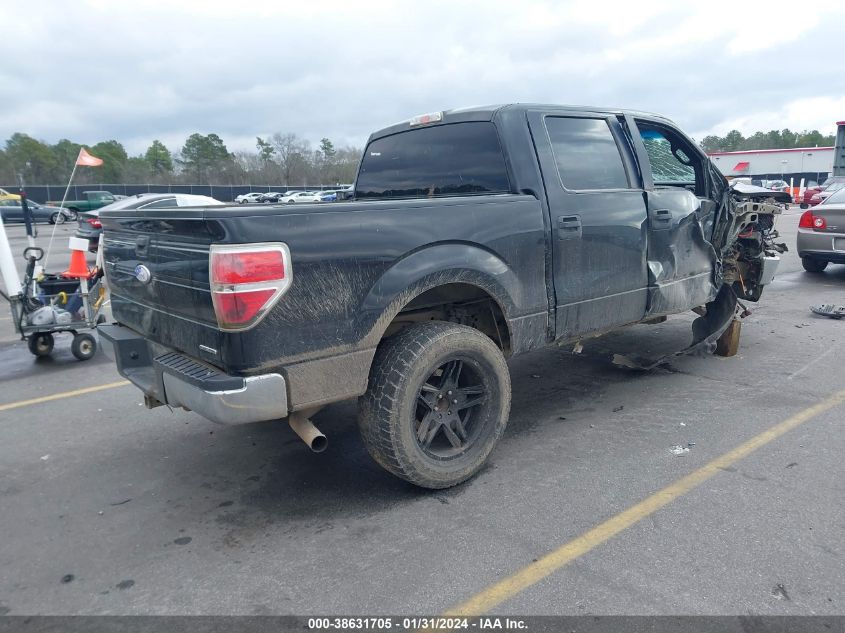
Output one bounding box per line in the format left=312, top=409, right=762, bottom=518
left=358, top=321, right=511, bottom=489
left=70, top=333, right=97, bottom=361
left=49, top=212, right=65, bottom=225
left=28, top=333, right=54, bottom=357
left=802, top=257, right=828, bottom=273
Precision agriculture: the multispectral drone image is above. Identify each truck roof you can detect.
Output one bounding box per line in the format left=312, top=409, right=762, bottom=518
left=368, top=103, right=674, bottom=141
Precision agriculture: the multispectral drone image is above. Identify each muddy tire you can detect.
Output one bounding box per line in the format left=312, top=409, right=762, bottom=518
left=358, top=321, right=510, bottom=489
left=801, top=257, right=828, bottom=273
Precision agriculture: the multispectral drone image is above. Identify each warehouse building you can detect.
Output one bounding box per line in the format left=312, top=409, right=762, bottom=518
left=708, top=120, right=845, bottom=185
left=707, top=146, right=834, bottom=185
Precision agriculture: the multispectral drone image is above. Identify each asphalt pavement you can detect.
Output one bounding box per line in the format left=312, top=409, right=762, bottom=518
left=0, top=209, right=843, bottom=616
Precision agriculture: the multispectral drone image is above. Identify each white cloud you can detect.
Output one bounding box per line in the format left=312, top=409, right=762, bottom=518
left=1, top=0, right=843, bottom=155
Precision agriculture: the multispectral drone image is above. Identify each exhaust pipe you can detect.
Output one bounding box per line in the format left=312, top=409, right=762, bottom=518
left=288, top=408, right=327, bottom=453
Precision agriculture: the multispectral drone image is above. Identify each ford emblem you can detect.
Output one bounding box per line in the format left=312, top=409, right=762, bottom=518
left=134, top=264, right=152, bottom=284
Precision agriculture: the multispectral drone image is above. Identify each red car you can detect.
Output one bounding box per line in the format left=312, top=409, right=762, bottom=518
left=801, top=186, right=823, bottom=208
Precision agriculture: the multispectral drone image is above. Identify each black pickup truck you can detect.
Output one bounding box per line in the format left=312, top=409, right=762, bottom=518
left=99, top=104, right=783, bottom=489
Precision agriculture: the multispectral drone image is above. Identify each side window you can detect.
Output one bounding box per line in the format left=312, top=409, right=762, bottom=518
left=545, top=117, right=629, bottom=190
left=636, top=123, right=703, bottom=194
left=139, top=198, right=178, bottom=209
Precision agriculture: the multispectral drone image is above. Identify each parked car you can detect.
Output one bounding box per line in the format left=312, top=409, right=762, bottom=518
left=76, top=193, right=225, bottom=252
left=45, top=190, right=117, bottom=220
left=800, top=185, right=823, bottom=208
left=763, top=179, right=790, bottom=192
left=99, top=104, right=782, bottom=489
left=0, top=199, right=72, bottom=224
left=811, top=178, right=845, bottom=205
left=234, top=192, right=264, bottom=204
left=797, top=184, right=845, bottom=272
left=278, top=191, right=323, bottom=203
left=0, top=187, right=21, bottom=202
left=257, top=192, right=285, bottom=203
left=319, top=191, right=337, bottom=202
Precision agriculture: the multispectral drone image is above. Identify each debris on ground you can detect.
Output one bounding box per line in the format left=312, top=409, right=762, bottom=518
left=810, top=304, right=845, bottom=319
left=40, top=455, right=49, bottom=461
left=109, top=498, right=132, bottom=506
left=772, top=583, right=791, bottom=601
left=612, top=405, right=624, bottom=413
left=572, top=341, right=583, bottom=354
left=670, top=445, right=690, bottom=456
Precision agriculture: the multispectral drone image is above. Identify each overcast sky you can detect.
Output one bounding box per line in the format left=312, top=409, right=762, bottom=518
left=2, top=0, right=844, bottom=155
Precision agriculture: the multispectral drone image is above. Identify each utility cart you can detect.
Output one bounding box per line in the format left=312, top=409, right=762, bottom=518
left=8, top=246, right=105, bottom=360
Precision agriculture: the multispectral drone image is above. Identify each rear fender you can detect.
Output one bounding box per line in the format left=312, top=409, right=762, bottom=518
left=359, top=243, right=519, bottom=347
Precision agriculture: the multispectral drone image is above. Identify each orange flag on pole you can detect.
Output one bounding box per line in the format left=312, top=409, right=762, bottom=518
left=76, top=147, right=104, bottom=167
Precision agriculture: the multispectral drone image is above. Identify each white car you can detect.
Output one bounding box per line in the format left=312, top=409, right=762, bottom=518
left=279, top=191, right=323, bottom=204
left=235, top=192, right=264, bottom=204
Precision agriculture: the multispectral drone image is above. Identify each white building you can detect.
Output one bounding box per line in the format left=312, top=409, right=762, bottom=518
left=707, top=147, right=833, bottom=184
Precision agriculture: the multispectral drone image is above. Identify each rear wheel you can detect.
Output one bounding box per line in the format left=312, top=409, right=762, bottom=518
left=49, top=212, right=65, bottom=225
left=71, top=333, right=97, bottom=361
left=802, top=257, right=828, bottom=273
left=28, top=333, right=54, bottom=357
left=358, top=321, right=510, bottom=489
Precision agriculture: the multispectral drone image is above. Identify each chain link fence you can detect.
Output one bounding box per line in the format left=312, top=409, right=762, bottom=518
left=1, top=184, right=350, bottom=204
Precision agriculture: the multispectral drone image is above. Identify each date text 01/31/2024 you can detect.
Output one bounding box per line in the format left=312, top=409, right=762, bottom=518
left=307, top=617, right=528, bottom=630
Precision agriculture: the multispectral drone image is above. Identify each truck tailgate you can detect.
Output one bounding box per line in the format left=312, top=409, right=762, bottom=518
left=102, top=212, right=220, bottom=360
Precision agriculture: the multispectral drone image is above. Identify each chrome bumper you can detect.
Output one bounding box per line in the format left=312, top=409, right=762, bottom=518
left=98, top=324, right=288, bottom=424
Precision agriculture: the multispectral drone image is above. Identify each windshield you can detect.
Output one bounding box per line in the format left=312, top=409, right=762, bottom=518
left=825, top=186, right=845, bottom=205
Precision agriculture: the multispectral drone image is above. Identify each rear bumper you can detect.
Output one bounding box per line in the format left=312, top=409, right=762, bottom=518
left=98, top=324, right=288, bottom=424
left=797, top=228, right=845, bottom=262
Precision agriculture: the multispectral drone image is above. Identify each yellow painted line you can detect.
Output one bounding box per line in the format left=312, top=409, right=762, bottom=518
left=446, top=387, right=845, bottom=616
left=0, top=380, right=131, bottom=412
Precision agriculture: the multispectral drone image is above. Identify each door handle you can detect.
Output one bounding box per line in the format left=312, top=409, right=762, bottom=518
left=557, top=215, right=582, bottom=240
left=650, top=208, right=672, bottom=229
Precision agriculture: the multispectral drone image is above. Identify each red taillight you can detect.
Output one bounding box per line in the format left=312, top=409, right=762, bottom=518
left=87, top=218, right=102, bottom=228
left=211, top=250, right=284, bottom=284
left=209, top=243, right=292, bottom=330
left=799, top=211, right=826, bottom=230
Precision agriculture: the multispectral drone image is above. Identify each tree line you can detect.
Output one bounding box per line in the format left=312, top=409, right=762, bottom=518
left=700, top=128, right=836, bottom=153
left=0, top=132, right=363, bottom=186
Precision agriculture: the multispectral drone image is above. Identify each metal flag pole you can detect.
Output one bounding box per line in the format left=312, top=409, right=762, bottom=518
left=43, top=158, right=79, bottom=271
left=17, top=173, right=36, bottom=250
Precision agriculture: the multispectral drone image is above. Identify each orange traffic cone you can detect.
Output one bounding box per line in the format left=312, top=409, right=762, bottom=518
left=62, top=237, right=91, bottom=279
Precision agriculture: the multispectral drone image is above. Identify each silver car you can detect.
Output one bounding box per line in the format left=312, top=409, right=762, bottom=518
left=797, top=184, right=845, bottom=272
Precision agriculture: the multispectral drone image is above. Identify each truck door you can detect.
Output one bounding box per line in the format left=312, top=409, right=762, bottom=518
left=626, top=117, right=720, bottom=316
left=527, top=111, right=649, bottom=340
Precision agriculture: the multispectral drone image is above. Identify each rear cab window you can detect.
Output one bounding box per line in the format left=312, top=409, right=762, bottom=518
left=355, top=122, right=511, bottom=200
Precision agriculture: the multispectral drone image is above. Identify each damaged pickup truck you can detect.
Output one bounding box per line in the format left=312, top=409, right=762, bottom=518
left=98, top=105, right=784, bottom=489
